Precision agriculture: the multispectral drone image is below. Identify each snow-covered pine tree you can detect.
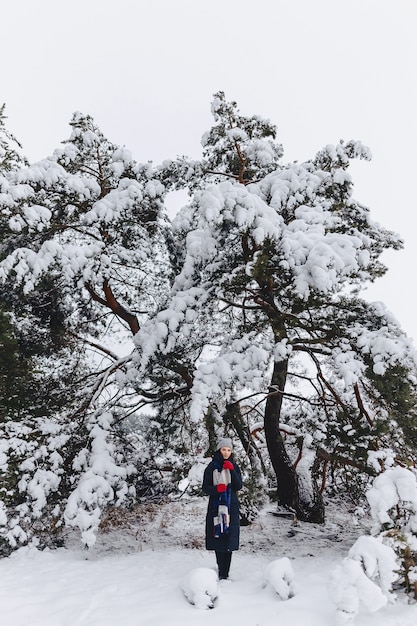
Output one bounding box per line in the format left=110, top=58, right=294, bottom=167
left=143, top=92, right=417, bottom=522
left=0, top=112, right=182, bottom=549
left=0, top=105, right=33, bottom=419
left=0, top=104, right=27, bottom=173
left=0, top=110, right=86, bottom=553
left=1, top=94, right=417, bottom=552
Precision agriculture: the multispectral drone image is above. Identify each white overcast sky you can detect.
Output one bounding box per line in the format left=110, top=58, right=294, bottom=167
left=2, top=0, right=417, bottom=339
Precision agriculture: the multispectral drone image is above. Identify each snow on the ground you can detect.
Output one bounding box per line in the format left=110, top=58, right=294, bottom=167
left=0, top=498, right=416, bottom=626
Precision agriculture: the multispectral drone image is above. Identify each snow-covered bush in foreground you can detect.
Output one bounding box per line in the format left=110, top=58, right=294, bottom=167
left=263, top=556, right=296, bottom=599
left=366, top=466, right=417, bottom=598
left=329, top=535, right=398, bottom=624
left=180, top=567, right=218, bottom=609
left=329, top=559, right=388, bottom=624
left=348, top=535, right=398, bottom=597
left=329, top=466, right=417, bottom=623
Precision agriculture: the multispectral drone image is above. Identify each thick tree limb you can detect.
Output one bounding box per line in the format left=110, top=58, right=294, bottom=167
left=353, top=382, right=374, bottom=426
left=85, top=279, right=140, bottom=335
left=317, top=448, right=376, bottom=476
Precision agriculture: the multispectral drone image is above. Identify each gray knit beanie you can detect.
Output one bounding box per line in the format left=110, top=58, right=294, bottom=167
left=217, top=437, right=233, bottom=451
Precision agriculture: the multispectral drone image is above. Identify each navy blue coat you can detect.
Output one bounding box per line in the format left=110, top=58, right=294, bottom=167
left=202, top=451, right=243, bottom=552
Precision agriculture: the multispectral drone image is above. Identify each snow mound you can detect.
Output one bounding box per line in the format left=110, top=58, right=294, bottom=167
left=263, top=557, right=295, bottom=600
left=180, top=567, right=218, bottom=609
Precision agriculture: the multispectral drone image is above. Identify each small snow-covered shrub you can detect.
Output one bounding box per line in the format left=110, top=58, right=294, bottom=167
left=366, top=466, right=417, bottom=598
left=366, top=466, right=417, bottom=535
left=348, top=535, right=398, bottom=597
left=180, top=567, right=218, bottom=609
left=329, top=534, right=398, bottom=624
left=263, top=557, right=295, bottom=600
left=329, top=557, right=388, bottom=625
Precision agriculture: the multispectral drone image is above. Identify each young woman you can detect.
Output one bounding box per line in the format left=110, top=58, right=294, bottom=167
left=202, top=437, right=243, bottom=580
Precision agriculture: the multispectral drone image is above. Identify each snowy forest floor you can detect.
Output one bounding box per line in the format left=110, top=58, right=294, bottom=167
left=0, top=496, right=416, bottom=626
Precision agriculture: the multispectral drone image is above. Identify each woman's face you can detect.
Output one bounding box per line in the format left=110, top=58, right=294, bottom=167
left=220, top=446, right=232, bottom=459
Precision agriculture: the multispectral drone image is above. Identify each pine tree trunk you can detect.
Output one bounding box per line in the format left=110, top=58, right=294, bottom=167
left=264, top=358, right=325, bottom=523
left=224, top=402, right=266, bottom=474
